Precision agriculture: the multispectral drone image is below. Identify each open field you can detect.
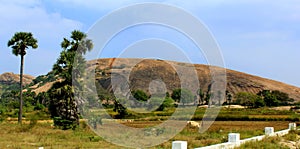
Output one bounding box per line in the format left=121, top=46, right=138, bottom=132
left=0, top=107, right=299, bottom=148
left=0, top=120, right=293, bottom=149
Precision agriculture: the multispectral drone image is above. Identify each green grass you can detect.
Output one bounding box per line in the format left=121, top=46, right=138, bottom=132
left=0, top=107, right=299, bottom=148
left=0, top=122, right=124, bottom=149
left=237, top=137, right=290, bottom=149
left=0, top=120, right=292, bottom=149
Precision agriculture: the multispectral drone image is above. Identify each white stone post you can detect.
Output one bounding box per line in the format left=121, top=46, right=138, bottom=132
left=228, top=133, right=240, bottom=143
left=265, top=127, right=274, bottom=135
left=289, top=123, right=296, bottom=130
left=172, top=141, right=187, bottom=149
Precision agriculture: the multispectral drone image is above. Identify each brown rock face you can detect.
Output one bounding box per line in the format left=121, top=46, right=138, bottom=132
left=87, top=58, right=300, bottom=102
left=0, top=72, right=34, bottom=86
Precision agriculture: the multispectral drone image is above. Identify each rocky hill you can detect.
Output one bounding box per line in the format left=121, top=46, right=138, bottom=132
left=0, top=72, right=34, bottom=86
left=4, top=58, right=299, bottom=102
left=87, top=58, right=300, bottom=102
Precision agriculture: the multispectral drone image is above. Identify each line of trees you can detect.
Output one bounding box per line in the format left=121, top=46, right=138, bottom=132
left=235, top=90, right=294, bottom=108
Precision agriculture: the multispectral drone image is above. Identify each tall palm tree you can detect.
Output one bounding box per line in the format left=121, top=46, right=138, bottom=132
left=7, top=32, right=38, bottom=124
left=49, top=30, right=92, bottom=129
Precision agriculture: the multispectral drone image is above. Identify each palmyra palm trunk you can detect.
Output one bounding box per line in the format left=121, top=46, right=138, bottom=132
left=18, top=54, right=24, bottom=124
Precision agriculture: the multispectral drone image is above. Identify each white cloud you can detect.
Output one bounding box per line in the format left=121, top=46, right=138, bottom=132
left=0, top=1, right=82, bottom=38
left=0, top=0, right=83, bottom=76
left=53, top=0, right=156, bottom=10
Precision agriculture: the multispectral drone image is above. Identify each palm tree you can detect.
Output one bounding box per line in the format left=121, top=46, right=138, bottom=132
left=49, top=30, right=93, bottom=129
left=7, top=32, right=38, bottom=124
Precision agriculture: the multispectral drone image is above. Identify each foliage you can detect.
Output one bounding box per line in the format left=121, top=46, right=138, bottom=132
left=7, top=32, right=38, bottom=56
left=132, top=90, right=149, bottom=102
left=36, top=92, right=50, bottom=106
left=258, top=90, right=279, bottom=107
left=31, top=72, right=56, bottom=87
left=225, top=90, right=232, bottom=106
left=96, top=83, right=114, bottom=107
left=113, top=98, right=128, bottom=118
left=0, top=90, right=40, bottom=115
left=156, top=97, right=175, bottom=111
left=171, top=88, right=181, bottom=102
left=48, top=30, right=93, bottom=129
left=235, top=92, right=265, bottom=108
left=258, top=90, right=294, bottom=107
left=171, top=88, right=194, bottom=105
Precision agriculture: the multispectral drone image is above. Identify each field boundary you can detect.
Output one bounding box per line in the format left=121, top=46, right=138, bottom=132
left=193, top=123, right=296, bottom=149
left=172, top=123, right=297, bottom=149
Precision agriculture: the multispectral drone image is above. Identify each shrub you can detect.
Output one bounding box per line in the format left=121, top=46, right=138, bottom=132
left=156, top=97, right=175, bottom=111
left=34, top=103, right=45, bottom=110
left=53, top=117, right=78, bottom=130
left=171, top=88, right=194, bottom=105
left=132, top=90, right=149, bottom=102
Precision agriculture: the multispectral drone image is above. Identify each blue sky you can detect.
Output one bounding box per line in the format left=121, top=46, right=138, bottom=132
left=0, top=0, right=299, bottom=87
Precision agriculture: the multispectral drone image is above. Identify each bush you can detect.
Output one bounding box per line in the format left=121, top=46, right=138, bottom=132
left=171, top=88, right=194, bottom=105
left=89, top=136, right=102, bottom=142
left=34, top=103, right=45, bottom=110
left=156, top=97, right=175, bottom=111
left=53, top=117, right=78, bottom=130
left=132, top=90, right=149, bottom=102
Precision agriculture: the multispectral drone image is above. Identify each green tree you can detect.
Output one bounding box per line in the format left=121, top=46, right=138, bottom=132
left=7, top=32, right=38, bottom=124
left=257, top=90, right=279, bottom=107
left=253, top=96, right=265, bottom=108
left=197, top=88, right=205, bottom=105
left=171, top=88, right=194, bottom=105
left=171, top=88, right=181, bottom=103
left=271, top=90, right=294, bottom=106
left=132, top=90, right=149, bottom=102
left=156, top=97, right=174, bottom=111
left=113, top=98, right=128, bottom=118
left=205, top=83, right=212, bottom=107
left=49, top=30, right=93, bottom=129
left=226, top=90, right=232, bottom=108
left=235, top=92, right=264, bottom=108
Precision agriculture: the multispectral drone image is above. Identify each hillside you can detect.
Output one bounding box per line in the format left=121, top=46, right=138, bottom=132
left=87, top=58, right=300, bottom=102
left=0, top=72, right=34, bottom=86
left=6, top=58, right=299, bottom=102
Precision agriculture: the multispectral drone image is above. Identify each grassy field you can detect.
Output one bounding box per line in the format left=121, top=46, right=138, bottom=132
left=0, top=120, right=293, bottom=149
left=0, top=107, right=299, bottom=148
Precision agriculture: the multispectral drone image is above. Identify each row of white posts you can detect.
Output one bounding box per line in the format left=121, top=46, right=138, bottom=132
left=172, top=123, right=297, bottom=149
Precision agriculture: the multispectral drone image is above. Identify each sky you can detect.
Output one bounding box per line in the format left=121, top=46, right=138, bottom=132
left=0, top=0, right=299, bottom=87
